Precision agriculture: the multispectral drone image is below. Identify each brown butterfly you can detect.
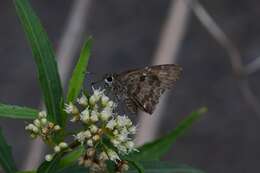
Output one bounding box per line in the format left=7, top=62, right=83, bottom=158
left=103, top=64, right=182, bottom=114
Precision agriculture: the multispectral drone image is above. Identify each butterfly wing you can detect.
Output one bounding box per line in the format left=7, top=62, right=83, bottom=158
left=117, top=64, right=182, bottom=114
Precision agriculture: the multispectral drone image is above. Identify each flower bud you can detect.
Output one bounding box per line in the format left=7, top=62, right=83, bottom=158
left=45, top=154, right=53, bottom=162
left=100, top=109, right=112, bottom=121
left=32, top=126, right=39, bottom=133
left=40, top=118, right=48, bottom=125
left=90, top=110, right=99, bottom=122
left=54, top=145, right=61, bottom=153
left=107, top=149, right=120, bottom=162
left=54, top=125, right=61, bottom=131
left=128, top=126, right=136, bottom=134
left=30, top=133, right=37, bottom=139
left=86, top=148, right=96, bottom=157
left=121, top=163, right=129, bottom=172
left=106, top=119, right=116, bottom=130
left=92, top=134, right=100, bottom=141
left=84, top=130, right=92, bottom=138
left=28, top=124, right=36, bottom=130
left=77, top=94, right=88, bottom=106
left=80, top=108, right=90, bottom=123
left=87, top=139, right=93, bottom=147
left=125, top=141, right=135, bottom=150
left=89, top=125, right=98, bottom=133
left=99, top=152, right=109, bottom=161
left=101, top=95, right=109, bottom=106
left=48, top=122, right=54, bottom=129
left=59, top=142, right=68, bottom=149
left=38, top=111, right=47, bottom=118
left=33, top=119, right=41, bottom=127
left=89, top=95, right=98, bottom=106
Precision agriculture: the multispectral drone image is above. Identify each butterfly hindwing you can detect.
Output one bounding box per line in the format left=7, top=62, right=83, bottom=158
left=116, top=64, right=182, bottom=114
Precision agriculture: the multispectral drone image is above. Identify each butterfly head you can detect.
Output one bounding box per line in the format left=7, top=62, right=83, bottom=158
left=104, top=73, right=117, bottom=87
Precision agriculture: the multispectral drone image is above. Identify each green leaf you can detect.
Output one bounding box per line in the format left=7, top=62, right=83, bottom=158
left=37, top=154, right=63, bottom=173
left=14, top=0, right=64, bottom=126
left=17, top=171, right=36, bottom=173
left=58, top=146, right=85, bottom=169
left=127, top=160, right=144, bottom=173
left=67, top=38, right=92, bottom=103
left=128, top=107, right=207, bottom=161
left=57, top=165, right=88, bottom=173
left=0, top=103, right=38, bottom=119
left=0, top=129, right=17, bottom=173
left=127, top=161, right=205, bottom=173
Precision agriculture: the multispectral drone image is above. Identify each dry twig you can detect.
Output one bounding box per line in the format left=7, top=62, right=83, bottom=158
left=191, top=0, right=260, bottom=116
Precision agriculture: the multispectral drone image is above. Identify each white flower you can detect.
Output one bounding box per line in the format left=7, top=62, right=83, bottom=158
left=107, top=149, right=120, bottom=163
left=92, top=134, right=100, bottom=141
left=116, top=116, right=132, bottom=127
left=84, top=130, right=92, bottom=138
left=90, top=110, right=99, bottom=122
left=101, top=95, right=110, bottom=107
left=38, top=111, right=47, bottom=118
left=106, top=119, right=116, bottom=130
left=33, top=119, right=41, bottom=127
left=89, top=88, right=104, bottom=105
left=75, top=131, right=87, bottom=144
left=87, top=139, right=94, bottom=147
left=128, top=126, right=137, bottom=134
left=113, top=129, right=119, bottom=135
left=32, top=126, right=39, bottom=133
left=117, top=145, right=128, bottom=154
left=100, top=108, right=112, bottom=121
left=99, top=152, right=108, bottom=161
left=89, top=125, right=98, bottom=133
left=64, top=102, right=78, bottom=114
left=117, top=131, right=129, bottom=142
left=80, top=108, right=90, bottom=123
left=111, top=138, right=121, bottom=147
left=45, top=154, right=53, bottom=162
left=27, top=124, right=36, bottom=130
left=107, top=100, right=116, bottom=108
left=125, top=141, right=135, bottom=151
left=77, top=94, right=88, bottom=106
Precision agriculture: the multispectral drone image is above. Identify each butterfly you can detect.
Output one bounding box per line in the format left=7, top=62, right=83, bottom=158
left=102, top=64, right=182, bottom=115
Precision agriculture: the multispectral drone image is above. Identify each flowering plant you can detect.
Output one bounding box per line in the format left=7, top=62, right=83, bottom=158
left=0, top=0, right=206, bottom=173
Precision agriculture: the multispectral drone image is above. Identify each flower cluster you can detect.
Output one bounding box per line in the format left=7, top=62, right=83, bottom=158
left=25, top=111, right=61, bottom=140
left=64, top=88, right=137, bottom=172
left=45, top=142, right=69, bottom=161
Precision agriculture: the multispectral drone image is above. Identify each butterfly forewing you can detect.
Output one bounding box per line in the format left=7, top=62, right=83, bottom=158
left=113, top=64, right=182, bottom=114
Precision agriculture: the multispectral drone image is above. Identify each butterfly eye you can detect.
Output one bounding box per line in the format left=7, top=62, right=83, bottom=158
left=105, top=76, right=113, bottom=85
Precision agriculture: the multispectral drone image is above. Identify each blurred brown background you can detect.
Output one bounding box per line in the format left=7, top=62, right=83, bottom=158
left=1, top=0, right=260, bottom=172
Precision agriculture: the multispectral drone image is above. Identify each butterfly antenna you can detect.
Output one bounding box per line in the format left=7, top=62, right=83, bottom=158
left=91, top=78, right=103, bottom=87
left=84, top=71, right=96, bottom=76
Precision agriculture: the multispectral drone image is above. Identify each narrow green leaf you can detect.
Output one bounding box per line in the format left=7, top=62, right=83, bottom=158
left=127, top=161, right=204, bottom=173
left=37, top=154, right=63, bottom=173
left=57, top=165, right=88, bottom=173
left=17, top=171, right=36, bottom=173
left=0, top=103, right=38, bottom=119
left=128, top=107, right=207, bottom=161
left=67, top=38, right=92, bottom=102
left=127, top=160, right=144, bottom=173
left=58, top=146, right=85, bottom=169
left=0, top=129, right=17, bottom=173
left=14, top=0, right=64, bottom=126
